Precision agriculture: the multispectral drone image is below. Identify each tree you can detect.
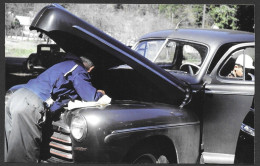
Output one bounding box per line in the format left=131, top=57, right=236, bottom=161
left=208, top=5, right=238, bottom=29
left=5, top=3, right=34, bottom=16
left=5, top=4, right=23, bottom=36
left=159, top=4, right=204, bottom=28
left=192, top=5, right=204, bottom=27
left=159, top=4, right=240, bottom=30
left=5, top=3, right=254, bottom=44
left=236, top=5, right=254, bottom=32
left=5, top=3, right=36, bottom=36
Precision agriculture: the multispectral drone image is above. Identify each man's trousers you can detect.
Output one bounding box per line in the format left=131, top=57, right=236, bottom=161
left=5, top=88, right=44, bottom=162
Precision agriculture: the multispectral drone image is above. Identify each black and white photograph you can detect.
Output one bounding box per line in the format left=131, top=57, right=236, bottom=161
left=4, top=2, right=256, bottom=164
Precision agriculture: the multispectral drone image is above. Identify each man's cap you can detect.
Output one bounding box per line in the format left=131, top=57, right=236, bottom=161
left=235, top=54, right=254, bottom=69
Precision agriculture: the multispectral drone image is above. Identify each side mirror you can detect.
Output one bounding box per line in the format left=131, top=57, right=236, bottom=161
left=203, top=75, right=212, bottom=86
left=194, top=75, right=212, bottom=95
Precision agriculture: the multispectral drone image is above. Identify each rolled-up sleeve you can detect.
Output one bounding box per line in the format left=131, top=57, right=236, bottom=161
left=72, top=72, right=103, bottom=101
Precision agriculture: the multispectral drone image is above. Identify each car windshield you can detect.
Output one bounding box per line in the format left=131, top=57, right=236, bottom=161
left=133, top=39, right=208, bottom=75
left=133, top=40, right=165, bottom=62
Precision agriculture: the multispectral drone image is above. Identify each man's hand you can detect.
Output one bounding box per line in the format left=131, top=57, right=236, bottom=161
left=97, top=90, right=105, bottom=95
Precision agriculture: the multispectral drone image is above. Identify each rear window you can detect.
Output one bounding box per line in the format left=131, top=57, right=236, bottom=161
left=41, top=47, right=51, bottom=51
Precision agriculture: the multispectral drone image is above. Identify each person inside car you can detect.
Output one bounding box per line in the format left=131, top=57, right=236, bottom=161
left=5, top=53, right=105, bottom=162
left=228, top=54, right=255, bottom=80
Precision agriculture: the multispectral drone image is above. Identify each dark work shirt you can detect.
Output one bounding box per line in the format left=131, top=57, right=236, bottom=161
left=24, top=60, right=103, bottom=112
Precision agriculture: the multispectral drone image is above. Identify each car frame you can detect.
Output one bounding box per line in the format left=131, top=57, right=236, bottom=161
left=6, top=4, right=255, bottom=164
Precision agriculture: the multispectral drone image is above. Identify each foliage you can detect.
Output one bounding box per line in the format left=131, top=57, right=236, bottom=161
left=208, top=5, right=238, bottom=29
left=5, top=3, right=47, bottom=36
left=66, top=4, right=173, bottom=45
left=5, top=15, right=23, bottom=36
left=5, top=3, right=254, bottom=44
left=192, top=5, right=204, bottom=27
left=159, top=4, right=241, bottom=30
left=159, top=4, right=197, bottom=28
left=6, top=3, right=34, bottom=16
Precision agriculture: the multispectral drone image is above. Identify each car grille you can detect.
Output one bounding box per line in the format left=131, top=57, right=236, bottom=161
left=47, top=121, right=74, bottom=163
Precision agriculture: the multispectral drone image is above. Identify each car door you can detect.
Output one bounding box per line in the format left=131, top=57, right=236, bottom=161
left=200, top=43, right=255, bottom=164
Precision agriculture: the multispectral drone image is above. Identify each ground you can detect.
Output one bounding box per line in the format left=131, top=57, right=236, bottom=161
left=5, top=37, right=45, bottom=57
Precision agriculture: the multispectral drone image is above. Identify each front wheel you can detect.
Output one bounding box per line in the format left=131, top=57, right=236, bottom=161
left=126, top=145, right=169, bottom=164
left=133, top=154, right=169, bottom=164
left=133, top=154, right=157, bottom=163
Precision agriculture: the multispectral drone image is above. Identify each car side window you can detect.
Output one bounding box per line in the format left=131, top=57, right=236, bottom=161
left=155, top=41, right=176, bottom=63
left=219, top=47, right=255, bottom=81
left=182, top=45, right=202, bottom=65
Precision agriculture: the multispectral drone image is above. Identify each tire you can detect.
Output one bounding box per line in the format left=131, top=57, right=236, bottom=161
left=26, top=59, right=33, bottom=70
left=235, top=111, right=254, bottom=164
left=234, top=126, right=254, bottom=164
left=133, top=154, right=157, bottom=164
left=26, top=54, right=37, bottom=70
left=127, top=145, right=169, bottom=164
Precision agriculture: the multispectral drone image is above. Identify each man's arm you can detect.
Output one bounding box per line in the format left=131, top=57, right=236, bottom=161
left=73, top=72, right=104, bottom=101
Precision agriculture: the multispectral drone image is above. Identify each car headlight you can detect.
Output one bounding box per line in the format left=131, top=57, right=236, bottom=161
left=71, top=115, right=87, bottom=141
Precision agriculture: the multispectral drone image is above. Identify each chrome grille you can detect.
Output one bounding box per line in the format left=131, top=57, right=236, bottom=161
left=47, top=121, right=73, bottom=163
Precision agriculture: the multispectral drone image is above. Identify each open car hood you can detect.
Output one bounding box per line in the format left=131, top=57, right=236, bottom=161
left=30, top=4, right=190, bottom=106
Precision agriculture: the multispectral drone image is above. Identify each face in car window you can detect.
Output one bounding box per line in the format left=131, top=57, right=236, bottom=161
left=220, top=48, right=255, bottom=81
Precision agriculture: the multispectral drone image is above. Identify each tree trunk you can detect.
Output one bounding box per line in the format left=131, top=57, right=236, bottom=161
left=202, top=4, right=206, bottom=28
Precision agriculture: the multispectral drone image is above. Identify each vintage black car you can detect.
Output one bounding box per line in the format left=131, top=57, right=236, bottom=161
left=7, top=4, right=254, bottom=164
left=26, top=44, right=65, bottom=71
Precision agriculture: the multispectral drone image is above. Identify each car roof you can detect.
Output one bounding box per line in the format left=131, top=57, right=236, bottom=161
left=138, top=28, right=255, bottom=47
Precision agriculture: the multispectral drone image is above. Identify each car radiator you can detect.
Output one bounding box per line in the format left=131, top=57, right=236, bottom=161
left=47, top=121, right=74, bottom=163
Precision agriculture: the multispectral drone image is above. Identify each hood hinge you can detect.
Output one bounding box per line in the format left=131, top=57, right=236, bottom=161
left=179, top=86, right=192, bottom=109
